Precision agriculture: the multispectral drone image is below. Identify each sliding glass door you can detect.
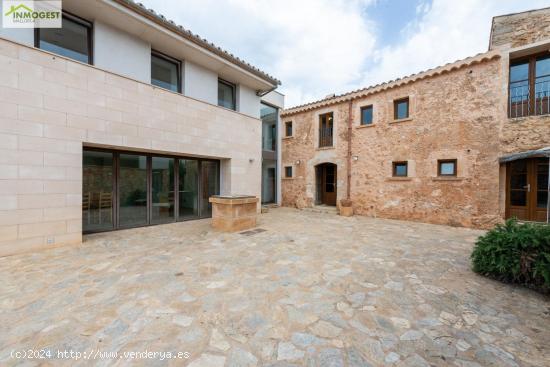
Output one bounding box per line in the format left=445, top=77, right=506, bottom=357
left=152, top=157, right=175, bottom=224
left=179, top=159, right=199, bottom=219
left=119, top=154, right=148, bottom=227
left=83, top=151, right=114, bottom=232
left=83, top=149, right=220, bottom=233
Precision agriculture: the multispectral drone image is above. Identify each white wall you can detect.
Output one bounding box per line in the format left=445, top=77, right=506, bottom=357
left=238, top=84, right=261, bottom=119
left=93, top=21, right=151, bottom=84
left=0, top=13, right=34, bottom=46
left=184, top=61, right=218, bottom=105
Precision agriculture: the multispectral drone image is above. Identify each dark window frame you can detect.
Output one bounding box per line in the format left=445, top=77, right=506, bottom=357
left=360, top=105, right=373, bottom=125
left=508, top=51, right=550, bottom=118
left=392, top=161, right=408, bottom=177
left=218, top=78, right=237, bottom=110
left=393, top=97, right=410, bottom=120
left=34, top=10, right=93, bottom=65
left=285, top=121, right=293, bottom=137
left=318, top=112, right=334, bottom=148
left=285, top=166, right=293, bottom=178
left=151, top=49, right=182, bottom=93
left=82, top=147, right=220, bottom=234
left=438, top=159, right=457, bottom=177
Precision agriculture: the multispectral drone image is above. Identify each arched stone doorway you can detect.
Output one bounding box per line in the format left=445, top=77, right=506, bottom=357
left=315, top=163, right=337, bottom=206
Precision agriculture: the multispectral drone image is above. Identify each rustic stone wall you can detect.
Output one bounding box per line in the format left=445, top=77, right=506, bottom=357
left=282, top=59, right=511, bottom=228
left=490, top=7, right=550, bottom=50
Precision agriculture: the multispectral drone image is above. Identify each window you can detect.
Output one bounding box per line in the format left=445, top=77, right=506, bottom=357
left=285, top=121, right=293, bottom=137
left=438, top=159, right=457, bottom=176
left=218, top=79, right=236, bottom=110
left=319, top=112, right=333, bottom=147
left=285, top=166, right=293, bottom=178
left=393, top=161, right=408, bottom=177
left=360, top=105, right=373, bottom=125
left=35, top=12, right=92, bottom=64
left=393, top=97, right=409, bottom=120
left=151, top=51, right=181, bottom=93
left=509, top=52, right=550, bottom=117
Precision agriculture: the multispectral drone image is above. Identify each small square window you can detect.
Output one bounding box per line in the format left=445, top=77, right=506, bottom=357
left=438, top=159, right=457, bottom=176
left=285, top=121, right=293, bottom=137
left=393, top=161, right=408, bottom=177
left=360, top=105, right=373, bottom=125
left=394, top=97, right=409, bottom=120
left=285, top=166, right=293, bottom=178
left=218, top=79, right=236, bottom=110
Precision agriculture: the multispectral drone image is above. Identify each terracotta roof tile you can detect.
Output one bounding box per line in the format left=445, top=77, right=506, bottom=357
left=282, top=51, right=501, bottom=116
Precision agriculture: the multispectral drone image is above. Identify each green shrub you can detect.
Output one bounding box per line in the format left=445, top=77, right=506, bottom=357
left=471, top=218, right=550, bottom=292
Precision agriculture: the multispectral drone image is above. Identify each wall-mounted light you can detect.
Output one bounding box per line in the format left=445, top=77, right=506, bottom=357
left=249, top=158, right=255, bottom=163
left=352, top=156, right=359, bottom=161
left=296, top=160, right=301, bottom=165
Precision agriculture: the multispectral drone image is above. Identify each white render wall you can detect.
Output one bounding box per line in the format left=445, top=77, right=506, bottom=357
left=0, top=38, right=262, bottom=256
left=93, top=21, right=151, bottom=83
left=183, top=61, right=218, bottom=105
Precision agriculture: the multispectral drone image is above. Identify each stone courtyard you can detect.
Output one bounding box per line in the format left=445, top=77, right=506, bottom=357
left=1, top=208, right=549, bottom=366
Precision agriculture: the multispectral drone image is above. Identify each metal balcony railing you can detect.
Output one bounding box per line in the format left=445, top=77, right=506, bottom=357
left=319, top=126, right=333, bottom=147
left=509, top=80, right=550, bottom=118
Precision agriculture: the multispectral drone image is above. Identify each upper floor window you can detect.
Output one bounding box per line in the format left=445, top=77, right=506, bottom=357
left=360, top=105, right=373, bottom=125
left=319, top=112, right=333, bottom=148
left=218, top=79, right=236, bottom=110
left=151, top=51, right=181, bottom=93
left=285, top=166, right=293, bottom=178
left=438, top=159, right=457, bottom=177
left=509, top=53, right=550, bottom=118
left=393, top=161, right=408, bottom=177
left=285, top=121, right=293, bottom=137
left=393, top=97, right=409, bottom=120
left=35, top=12, right=92, bottom=64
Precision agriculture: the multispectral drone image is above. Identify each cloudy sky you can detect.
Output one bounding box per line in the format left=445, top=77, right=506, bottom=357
left=140, top=0, right=549, bottom=107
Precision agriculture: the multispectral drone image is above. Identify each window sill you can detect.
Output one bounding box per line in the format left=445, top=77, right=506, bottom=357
left=282, top=136, right=294, bottom=140
left=390, top=117, right=413, bottom=124
left=317, top=146, right=335, bottom=151
left=356, top=124, right=375, bottom=129
left=508, top=114, right=550, bottom=122
left=386, top=177, right=412, bottom=181
left=282, top=177, right=294, bottom=180
left=431, top=176, right=463, bottom=181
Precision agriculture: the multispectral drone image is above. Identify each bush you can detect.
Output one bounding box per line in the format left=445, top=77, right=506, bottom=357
left=471, top=218, right=550, bottom=293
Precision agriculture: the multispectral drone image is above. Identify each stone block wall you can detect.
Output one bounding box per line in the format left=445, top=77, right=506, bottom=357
left=490, top=7, right=550, bottom=50
left=0, top=38, right=262, bottom=256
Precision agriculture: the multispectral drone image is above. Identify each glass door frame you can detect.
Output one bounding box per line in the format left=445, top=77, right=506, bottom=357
left=83, top=147, right=220, bottom=234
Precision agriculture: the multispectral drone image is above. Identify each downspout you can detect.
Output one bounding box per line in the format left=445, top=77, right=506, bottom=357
left=347, top=99, right=353, bottom=200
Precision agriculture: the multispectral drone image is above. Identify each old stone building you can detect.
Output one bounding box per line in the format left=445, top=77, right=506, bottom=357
left=281, top=7, right=550, bottom=228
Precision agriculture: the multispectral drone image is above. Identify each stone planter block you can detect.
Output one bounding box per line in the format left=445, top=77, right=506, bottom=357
left=339, top=206, right=353, bottom=217
left=209, top=195, right=259, bottom=232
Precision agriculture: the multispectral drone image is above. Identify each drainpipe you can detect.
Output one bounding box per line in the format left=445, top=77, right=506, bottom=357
left=347, top=99, right=353, bottom=200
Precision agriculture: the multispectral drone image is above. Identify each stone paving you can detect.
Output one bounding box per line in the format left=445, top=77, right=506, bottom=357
left=1, top=207, right=549, bottom=366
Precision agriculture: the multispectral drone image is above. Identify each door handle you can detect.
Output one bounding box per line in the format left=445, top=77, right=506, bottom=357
left=523, top=184, right=531, bottom=192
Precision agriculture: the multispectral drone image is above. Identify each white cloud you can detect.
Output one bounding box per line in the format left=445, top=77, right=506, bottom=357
left=361, top=0, right=550, bottom=87
left=141, top=0, right=550, bottom=107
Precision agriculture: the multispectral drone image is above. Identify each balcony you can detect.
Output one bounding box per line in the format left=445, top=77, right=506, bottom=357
left=319, top=126, right=333, bottom=148
left=509, top=80, right=550, bottom=118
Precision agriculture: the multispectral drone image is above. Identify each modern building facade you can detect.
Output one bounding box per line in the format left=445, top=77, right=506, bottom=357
left=0, top=0, right=283, bottom=256
left=281, top=7, right=550, bottom=228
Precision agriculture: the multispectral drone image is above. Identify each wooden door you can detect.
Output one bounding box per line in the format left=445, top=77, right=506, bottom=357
left=507, top=158, right=549, bottom=222
left=322, top=164, right=336, bottom=206
left=533, top=158, right=549, bottom=222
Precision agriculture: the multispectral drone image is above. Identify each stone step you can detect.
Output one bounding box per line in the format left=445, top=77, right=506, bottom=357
left=301, top=205, right=338, bottom=215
